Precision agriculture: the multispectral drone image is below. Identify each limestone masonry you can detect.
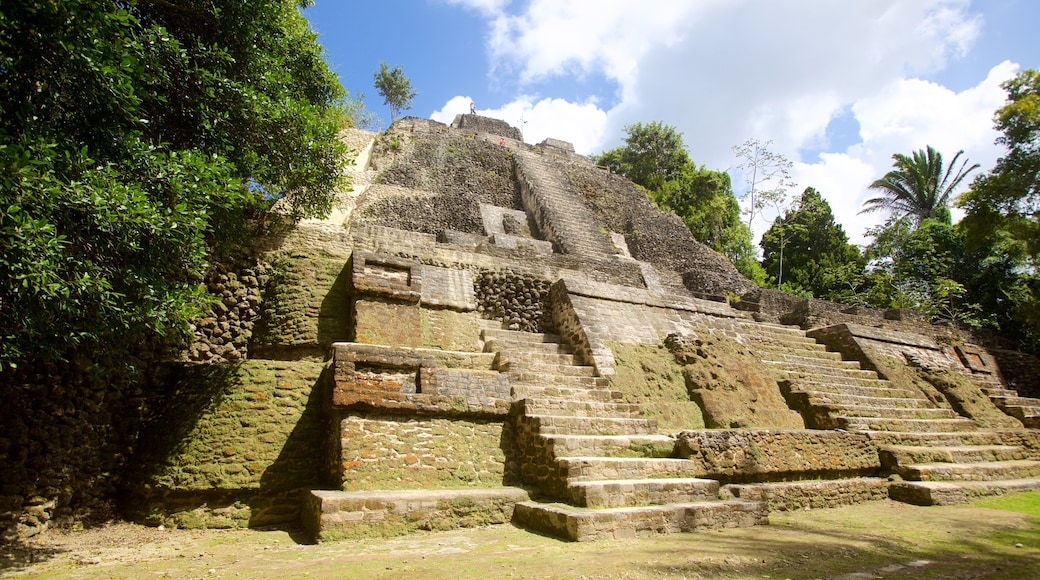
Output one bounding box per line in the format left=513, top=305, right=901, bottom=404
left=40, top=114, right=1040, bottom=543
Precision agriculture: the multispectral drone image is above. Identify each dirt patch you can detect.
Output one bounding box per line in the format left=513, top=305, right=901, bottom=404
left=4, top=498, right=1040, bottom=579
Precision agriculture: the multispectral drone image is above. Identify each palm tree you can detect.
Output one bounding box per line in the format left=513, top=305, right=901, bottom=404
left=860, top=146, right=980, bottom=223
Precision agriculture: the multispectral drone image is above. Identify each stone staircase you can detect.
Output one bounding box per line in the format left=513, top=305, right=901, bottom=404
left=739, top=320, right=1040, bottom=504
left=741, top=321, right=974, bottom=433
left=483, top=325, right=768, bottom=541
left=970, top=372, right=1040, bottom=428
left=513, top=151, right=618, bottom=260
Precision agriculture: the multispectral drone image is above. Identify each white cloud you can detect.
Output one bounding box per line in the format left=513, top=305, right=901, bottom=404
left=798, top=60, right=1017, bottom=245
left=434, top=0, right=1018, bottom=249
left=432, top=95, right=609, bottom=154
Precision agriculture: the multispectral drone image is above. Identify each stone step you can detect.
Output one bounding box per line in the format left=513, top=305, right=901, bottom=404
left=744, top=330, right=823, bottom=347
left=304, top=488, right=530, bottom=541
left=556, top=457, right=701, bottom=482
left=740, top=322, right=810, bottom=338
left=832, top=404, right=959, bottom=420
left=505, top=360, right=598, bottom=376
left=482, top=328, right=564, bottom=344
left=720, top=477, right=891, bottom=512
left=755, top=350, right=847, bottom=365
left=896, top=459, right=1040, bottom=482
left=879, top=444, right=1026, bottom=467
left=508, top=371, right=610, bottom=389
left=526, top=415, right=658, bottom=436
left=567, top=478, right=720, bottom=508
left=866, top=431, right=1006, bottom=447
left=511, top=384, right=620, bottom=402
left=765, top=360, right=875, bottom=376
left=517, top=398, right=643, bottom=418
left=889, top=478, right=1040, bottom=506
left=837, top=416, right=977, bottom=432
left=784, top=379, right=921, bottom=397
left=512, top=499, right=768, bottom=541
left=990, top=395, right=1040, bottom=409
left=540, top=434, right=677, bottom=458
left=484, top=339, right=575, bottom=356
left=496, top=351, right=581, bottom=366
left=792, top=390, right=933, bottom=409
left=983, top=387, right=1019, bottom=398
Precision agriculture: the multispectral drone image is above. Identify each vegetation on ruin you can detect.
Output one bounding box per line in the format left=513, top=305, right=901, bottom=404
left=0, top=0, right=352, bottom=372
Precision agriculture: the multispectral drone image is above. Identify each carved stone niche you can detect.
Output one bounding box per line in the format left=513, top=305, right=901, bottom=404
left=350, top=250, right=422, bottom=303
left=954, top=345, right=999, bottom=376
left=331, top=344, right=430, bottom=407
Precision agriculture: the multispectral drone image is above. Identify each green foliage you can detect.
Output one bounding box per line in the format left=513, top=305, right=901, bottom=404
left=958, top=69, right=1040, bottom=352
left=596, top=122, right=766, bottom=284
left=732, top=138, right=794, bottom=228
left=373, top=62, right=417, bottom=121
left=861, top=145, right=979, bottom=224
left=862, top=216, right=981, bottom=322
left=760, top=187, right=864, bottom=298
left=595, top=121, right=689, bottom=191
left=0, top=0, right=349, bottom=370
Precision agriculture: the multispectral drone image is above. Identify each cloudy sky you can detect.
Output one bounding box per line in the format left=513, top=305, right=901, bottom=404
left=306, top=0, right=1038, bottom=246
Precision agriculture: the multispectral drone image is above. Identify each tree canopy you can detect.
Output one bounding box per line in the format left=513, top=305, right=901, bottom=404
left=760, top=188, right=863, bottom=298
left=861, top=146, right=979, bottom=224
left=0, top=0, right=350, bottom=370
left=958, top=69, right=1040, bottom=351
left=373, top=62, right=417, bottom=122
left=596, top=122, right=766, bottom=283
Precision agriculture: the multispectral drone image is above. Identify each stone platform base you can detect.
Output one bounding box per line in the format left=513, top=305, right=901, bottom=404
left=303, top=487, right=531, bottom=542
left=512, top=499, right=768, bottom=542
left=889, top=478, right=1040, bottom=506
left=720, top=477, right=891, bottom=511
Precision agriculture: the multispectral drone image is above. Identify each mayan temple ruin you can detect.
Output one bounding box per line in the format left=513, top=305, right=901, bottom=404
left=18, top=114, right=1038, bottom=543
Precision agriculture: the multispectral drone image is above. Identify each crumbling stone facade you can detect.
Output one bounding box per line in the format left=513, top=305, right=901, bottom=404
left=7, top=114, right=1040, bottom=543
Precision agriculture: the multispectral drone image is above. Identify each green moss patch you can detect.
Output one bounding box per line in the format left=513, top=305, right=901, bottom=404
left=667, top=333, right=804, bottom=430
left=607, top=342, right=704, bottom=431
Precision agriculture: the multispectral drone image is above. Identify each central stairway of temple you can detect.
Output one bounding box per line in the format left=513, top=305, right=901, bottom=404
left=481, top=324, right=767, bottom=541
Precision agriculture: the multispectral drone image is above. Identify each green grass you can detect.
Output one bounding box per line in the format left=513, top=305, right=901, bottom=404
left=969, top=490, right=1040, bottom=517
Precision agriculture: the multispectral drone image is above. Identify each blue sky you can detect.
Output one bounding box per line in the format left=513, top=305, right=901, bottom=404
left=306, top=0, right=1039, bottom=245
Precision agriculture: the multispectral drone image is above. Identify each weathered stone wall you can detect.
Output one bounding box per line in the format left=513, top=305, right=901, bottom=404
left=559, top=161, right=756, bottom=297
left=990, top=348, right=1040, bottom=398
left=549, top=277, right=740, bottom=376
left=186, top=258, right=268, bottom=363
left=675, top=430, right=881, bottom=483
left=475, top=269, right=554, bottom=333
left=607, top=342, right=706, bottom=431
left=358, top=120, right=520, bottom=236
left=330, top=343, right=509, bottom=415
left=449, top=113, right=523, bottom=141
left=124, top=360, right=329, bottom=528
left=250, top=250, right=352, bottom=357
left=0, top=361, right=148, bottom=540
left=667, top=333, right=805, bottom=430
left=337, top=415, right=513, bottom=491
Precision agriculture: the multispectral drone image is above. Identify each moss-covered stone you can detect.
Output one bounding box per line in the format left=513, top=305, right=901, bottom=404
left=667, top=333, right=804, bottom=430
left=125, top=360, right=329, bottom=528
left=607, top=342, right=705, bottom=431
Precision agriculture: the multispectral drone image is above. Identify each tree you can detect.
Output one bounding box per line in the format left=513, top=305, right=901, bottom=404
left=0, top=0, right=350, bottom=370
left=861, top=145, right=979, bottom=224
left=597, top=122, right=689, bottom=192
left=760, top=188, right=863, bottom=298
left=959, top=69, right=1040, bottom=352
left=732, top=139, right=794, bottom=229
left=373, top=62, right=417, bottom=122
left=596, top=123, right=767, bottom=283
left=861, top=216, right=978, bottom=321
